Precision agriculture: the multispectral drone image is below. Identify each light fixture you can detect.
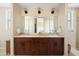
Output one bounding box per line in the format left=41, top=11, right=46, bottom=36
left=51, top=9, right=54, bottom=14
left=24, top=8, right=28, bottom=14
left=38, top=8, right=41, bottom=14
left=25, top=10, right=28, bottom=14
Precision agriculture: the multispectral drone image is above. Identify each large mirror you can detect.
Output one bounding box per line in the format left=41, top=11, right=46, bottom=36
left=23, top=15, right=58, bottom=34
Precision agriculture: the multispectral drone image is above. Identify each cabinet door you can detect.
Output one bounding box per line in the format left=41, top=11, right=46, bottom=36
left=30, top=38, right=49, bottom=55
left=14, top=38, right=31, bottom=55
left=14, top=38, right=26, bottom=55
left=39, top=38, right=48, bottom=55
left=54, top=38, right=64, bottom=55
left=48, top=38, right=64, bottom=55
left=25, top=38, right=31, bottom=55
left=31, top=38, right=40, bottom=55
left=48, top=38, right=56, bottom=55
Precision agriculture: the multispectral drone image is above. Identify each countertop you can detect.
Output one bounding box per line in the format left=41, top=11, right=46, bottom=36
left=14, top=33, right=64, bottom=38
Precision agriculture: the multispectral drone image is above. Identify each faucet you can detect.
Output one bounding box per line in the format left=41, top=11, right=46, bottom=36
left=53, top=27, right=58, bottom=34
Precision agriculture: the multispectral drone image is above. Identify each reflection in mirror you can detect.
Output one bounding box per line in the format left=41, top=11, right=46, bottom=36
left=37, top=17, right=44, bottom=33
left=24, top=15, right=57, bottom=34
left=24, top=16, right=35, bottom=34
left=44, top=16, right=55, bottom=33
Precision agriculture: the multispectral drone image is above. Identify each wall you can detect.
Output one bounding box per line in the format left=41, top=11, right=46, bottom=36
left=76, top=8, right=79, bottom=48
left=57, top=4, right=65, bottom=35
left=13, top=4, right=22, bottom=35
left=13, top=4, right=59, bottom=35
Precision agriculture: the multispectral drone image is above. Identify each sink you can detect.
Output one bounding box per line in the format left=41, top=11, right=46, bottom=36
left=38, top=32, right=50, bottom=35
left=38, top=32, right=63, bottom=36
left=15, top=32, right=64, bottom=38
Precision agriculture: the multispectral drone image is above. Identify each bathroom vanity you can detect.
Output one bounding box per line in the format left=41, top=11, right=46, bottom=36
left=12, top=3, right=66, bottom=55
left=14, top=34, right=64, bottom=55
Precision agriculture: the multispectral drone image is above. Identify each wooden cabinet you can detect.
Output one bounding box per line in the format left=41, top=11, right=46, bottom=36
left=14, top=37, right=64, bottom=55
left=14, top=38, right=31, bottom=55
left=48, top=38, right=64, bottom=55
left=39, top=38, right=48, bottom=55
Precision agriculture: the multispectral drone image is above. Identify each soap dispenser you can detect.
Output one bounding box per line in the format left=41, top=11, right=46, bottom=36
left=57, top=26, right=62, bottom=33
left=16, top=27, right=21, bottom=35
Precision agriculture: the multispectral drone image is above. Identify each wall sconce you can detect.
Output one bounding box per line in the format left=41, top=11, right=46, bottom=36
left=51, top=10, right=54, bottom=14
left=24, top=9, right=28, bottom=14
left=38, top=8, right=41, bottom=14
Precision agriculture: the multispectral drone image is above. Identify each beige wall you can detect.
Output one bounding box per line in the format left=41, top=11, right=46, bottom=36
left=76, top=8, right=79, bottom=48
left=13, top=4, right=59, bottom=35
left=57, top=4, right=65, bottom=35
left=13, top=4, right=22, bottom=35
